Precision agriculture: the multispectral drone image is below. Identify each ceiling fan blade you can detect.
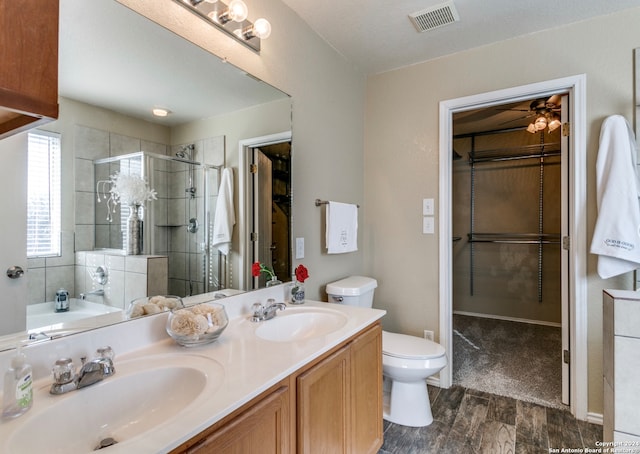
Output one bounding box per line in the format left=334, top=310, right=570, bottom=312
left=498, top=113, right=535, bottom=126
left=546, top=94, right=562, bottom=108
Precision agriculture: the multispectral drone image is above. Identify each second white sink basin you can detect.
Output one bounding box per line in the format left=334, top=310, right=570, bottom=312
left=7, top=354, right=224, bottom=454
left=254, top=306, right=348, bottom=342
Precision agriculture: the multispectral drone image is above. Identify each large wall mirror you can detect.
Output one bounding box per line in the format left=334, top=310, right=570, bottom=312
left=0, top=0, right=292, bottom=350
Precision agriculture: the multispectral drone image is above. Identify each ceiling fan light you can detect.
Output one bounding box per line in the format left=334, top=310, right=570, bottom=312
left=527, top=123, right=537, bottom=134
left=534, top=116, right=547, bottom=131
left=548, top=118, right=561, bottom=132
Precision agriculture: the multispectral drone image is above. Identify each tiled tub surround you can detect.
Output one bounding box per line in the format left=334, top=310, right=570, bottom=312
left=0, top=286, right=386, bottom=453
left=75, top=251, right=168, bottom=310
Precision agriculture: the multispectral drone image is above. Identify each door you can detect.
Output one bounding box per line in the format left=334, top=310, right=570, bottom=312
left=560, top=94, right=570, bottom=405
left=251, top=148, right=273, bottom=288
left=0, top=132, right=28, bottom=336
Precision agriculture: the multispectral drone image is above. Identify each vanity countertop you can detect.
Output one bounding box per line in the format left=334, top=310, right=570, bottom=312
left=0, top=299, right=385, bottom=453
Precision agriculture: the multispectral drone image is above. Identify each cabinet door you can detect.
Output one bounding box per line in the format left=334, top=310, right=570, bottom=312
left=187, top=386, right=290, bottom=454
left=297, top=346, right=351, bottom=454
left=350, top=324, right=383, bottom=454
left=0, top=0, right=59, bottom=138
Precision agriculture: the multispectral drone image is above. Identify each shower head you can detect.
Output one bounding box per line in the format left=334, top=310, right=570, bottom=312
left=176, top=144, right=195, bottom=159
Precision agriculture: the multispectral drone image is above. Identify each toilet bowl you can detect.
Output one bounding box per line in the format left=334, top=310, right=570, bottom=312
left=382, top=331, right=447, bottom=427
left=326, top=276, right=448, bottom=427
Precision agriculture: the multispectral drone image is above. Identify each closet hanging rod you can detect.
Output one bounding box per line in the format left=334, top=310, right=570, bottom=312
left=468, top=233, right=561, bottom=245
left=469, top=151, right=561, bottom=164
left=315, top=199, right=360, bottom=208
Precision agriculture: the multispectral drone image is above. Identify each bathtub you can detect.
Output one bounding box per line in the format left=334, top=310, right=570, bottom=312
left=27, top=299, right=125, bottom=332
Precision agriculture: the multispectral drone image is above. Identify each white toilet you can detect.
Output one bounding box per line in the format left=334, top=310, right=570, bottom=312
left=326, top=276, right=447, bottom=427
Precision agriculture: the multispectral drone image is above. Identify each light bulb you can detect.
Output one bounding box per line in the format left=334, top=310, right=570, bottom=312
left=252, top=18, right=271, bottom=39
left=534, top=116, right=547, bottom=131
left=228, top=0, right=248, bottom=22
left=152, top=108, right=170, bottom=117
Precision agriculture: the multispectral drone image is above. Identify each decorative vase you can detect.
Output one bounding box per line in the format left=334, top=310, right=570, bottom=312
left=290, top=280, right=305, bottom=304
left=265, top=275, right=282, bottom=287
left=126, top=204, right=142, bottom=255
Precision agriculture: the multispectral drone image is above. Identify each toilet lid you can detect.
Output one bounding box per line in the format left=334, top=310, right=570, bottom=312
left=382, top=331, right=446, bottom=360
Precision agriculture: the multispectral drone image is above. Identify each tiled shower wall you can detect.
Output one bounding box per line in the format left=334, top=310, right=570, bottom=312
left=27, top=124, right=225, bottom=305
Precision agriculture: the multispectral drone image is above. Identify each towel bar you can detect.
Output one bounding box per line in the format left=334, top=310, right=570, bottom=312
left=315, top=199, right=360, bottom=208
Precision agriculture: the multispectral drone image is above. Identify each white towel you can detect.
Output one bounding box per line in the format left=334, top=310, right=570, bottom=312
left=590, top=115, right=640, bottom=279
left=211, top=168, right=235, bottom=255
left=326, top=201, right=358, bottom=254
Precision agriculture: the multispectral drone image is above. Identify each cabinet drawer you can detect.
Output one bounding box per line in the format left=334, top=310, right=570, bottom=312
left=614, top=336, right=640, bottom=435
left=614, top=299, right=640, bottom=338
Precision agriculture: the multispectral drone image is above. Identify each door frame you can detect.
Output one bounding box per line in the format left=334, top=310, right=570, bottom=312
left=238, top=131, right=292, bottom=290
left=438, top=74, right=588, bottom=419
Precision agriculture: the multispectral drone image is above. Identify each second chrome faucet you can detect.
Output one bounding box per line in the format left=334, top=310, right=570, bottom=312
left=250, top=299, right=286, bottom=322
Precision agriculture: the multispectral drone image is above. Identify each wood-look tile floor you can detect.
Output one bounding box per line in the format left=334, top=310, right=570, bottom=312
left=379, top=385, right=602, bottom=454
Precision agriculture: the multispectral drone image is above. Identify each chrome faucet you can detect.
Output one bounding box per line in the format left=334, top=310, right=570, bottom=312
left=79, top=288, right=104, bottom=300
left=250, top=299, right=286, bottom=322
left=50, top=346, right=115, bottom=395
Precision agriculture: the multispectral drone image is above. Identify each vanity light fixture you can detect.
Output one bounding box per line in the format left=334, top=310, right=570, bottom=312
left=176, top=0, right=271, bottom=52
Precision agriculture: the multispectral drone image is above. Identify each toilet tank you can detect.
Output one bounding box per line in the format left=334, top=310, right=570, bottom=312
left=326, top=276, right=378, bottom=308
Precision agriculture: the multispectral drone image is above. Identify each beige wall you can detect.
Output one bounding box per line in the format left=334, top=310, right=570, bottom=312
left=118, top=0, right=367, bottom=300
left=365, top=8, right=640, bottom=416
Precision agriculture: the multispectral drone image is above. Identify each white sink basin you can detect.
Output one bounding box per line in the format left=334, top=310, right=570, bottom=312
left=7, top=354, right=224, bottom=453
left=254, top=307, right=348, bottom=342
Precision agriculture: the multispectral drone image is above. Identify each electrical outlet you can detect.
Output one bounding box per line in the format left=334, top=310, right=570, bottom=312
left=423, top=330, right=434, bottom=341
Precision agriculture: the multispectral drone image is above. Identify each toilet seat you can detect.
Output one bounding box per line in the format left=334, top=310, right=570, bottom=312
left=382, top=331, right=445, bottom=360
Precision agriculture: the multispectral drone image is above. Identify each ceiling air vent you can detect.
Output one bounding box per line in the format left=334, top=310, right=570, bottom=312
left=409, top=1, right=460, bottom=33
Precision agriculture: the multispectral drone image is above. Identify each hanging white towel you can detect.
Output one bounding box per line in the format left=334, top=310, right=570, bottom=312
left=211, top=168, right=235, bottom=255
left=590, top=115, right=640, bottom=279
left=326, top=201, right=358, bottom=254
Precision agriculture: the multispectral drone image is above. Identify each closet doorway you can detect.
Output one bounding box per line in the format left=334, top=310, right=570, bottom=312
left=450, top=94, right=566, bottom=408
left=438, top=75, right=589, bottom=419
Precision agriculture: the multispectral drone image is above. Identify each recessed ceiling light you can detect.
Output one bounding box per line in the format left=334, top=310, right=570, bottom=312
left=152, top=108, right=171, bottom=117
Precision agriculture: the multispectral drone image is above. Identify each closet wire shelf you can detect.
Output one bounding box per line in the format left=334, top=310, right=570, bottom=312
left=466, top=132, right=562, bottom=303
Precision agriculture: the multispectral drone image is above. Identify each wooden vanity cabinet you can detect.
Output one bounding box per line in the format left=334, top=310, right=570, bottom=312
left=0, top=0, right=59, bottom=140
left=170, top=322, right=382, bottom=454
left=182, top=383, right=291, bottom=454
left=297, top=323, right=383, bottom=453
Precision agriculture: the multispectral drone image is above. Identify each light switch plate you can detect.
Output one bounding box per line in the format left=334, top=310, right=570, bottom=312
left=423, top=198, right=434, bottom=215
left=423, top=216, right=434, bottom=234
left=295, top=237, right=304, bottom=259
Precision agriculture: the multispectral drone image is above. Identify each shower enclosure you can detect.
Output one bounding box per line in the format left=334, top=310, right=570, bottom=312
left=94, top=151, right=225, bottom=296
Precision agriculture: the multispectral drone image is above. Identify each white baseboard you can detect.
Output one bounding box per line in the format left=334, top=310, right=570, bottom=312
left=453, top=310, right=562, bottom=328
left=586, top=412, right=603, bottom=425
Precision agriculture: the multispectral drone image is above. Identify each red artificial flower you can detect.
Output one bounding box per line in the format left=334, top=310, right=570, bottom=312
left=295, top=264, right=309, bottom=283
left=252, top=262, right=275, bottom=279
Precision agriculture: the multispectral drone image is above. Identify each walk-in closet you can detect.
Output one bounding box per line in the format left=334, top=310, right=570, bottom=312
left=451, top=96, right=564, bottom=408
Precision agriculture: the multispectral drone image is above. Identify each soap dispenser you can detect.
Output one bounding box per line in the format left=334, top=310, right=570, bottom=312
left=2, top=343, right=33, bottom=419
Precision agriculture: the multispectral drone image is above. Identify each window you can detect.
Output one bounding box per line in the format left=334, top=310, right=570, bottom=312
left=27, top=130, right=61, bottom=258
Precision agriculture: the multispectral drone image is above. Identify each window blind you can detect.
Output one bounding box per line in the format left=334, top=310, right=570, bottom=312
left=27, top=130, right=61, bottom=257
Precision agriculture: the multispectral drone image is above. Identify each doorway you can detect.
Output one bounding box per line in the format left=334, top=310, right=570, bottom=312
left=238, top=131, right=293, bottom=290
left=250, top=142, right=292, bottom=288
left=438, top=75, right=588, bottom=419
left=451, top=95, right=565, bottom=408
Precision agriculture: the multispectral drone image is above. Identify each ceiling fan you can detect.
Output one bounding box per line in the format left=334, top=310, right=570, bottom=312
left=500, top=94, right=562, bottom=133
